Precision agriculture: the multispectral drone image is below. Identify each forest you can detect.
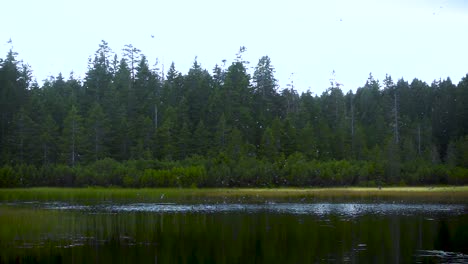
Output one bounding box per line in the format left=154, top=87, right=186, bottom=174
left=0, top=41, right=467, bottom=188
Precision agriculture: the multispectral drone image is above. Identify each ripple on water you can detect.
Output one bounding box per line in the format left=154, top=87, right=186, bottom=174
left=32, top=202, right=467, bottom=217
left=414, top=250, right=468, bottom=264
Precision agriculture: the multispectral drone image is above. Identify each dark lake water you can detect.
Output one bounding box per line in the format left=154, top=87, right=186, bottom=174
left=0, top=201, right=467, bottom=263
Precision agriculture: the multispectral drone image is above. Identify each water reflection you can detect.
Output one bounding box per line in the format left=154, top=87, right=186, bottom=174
left=415, top=250, right=468, bottom=264
left=40, top=202, right=467, bottom=218
left=0, top=202, right=466, bottom=263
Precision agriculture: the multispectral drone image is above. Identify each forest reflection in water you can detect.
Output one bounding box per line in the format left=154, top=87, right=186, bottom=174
left=0, top=202, right=466, bottom=263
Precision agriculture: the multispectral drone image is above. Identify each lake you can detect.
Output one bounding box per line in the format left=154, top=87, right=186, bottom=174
left=1, top=198, right=467, bottom=263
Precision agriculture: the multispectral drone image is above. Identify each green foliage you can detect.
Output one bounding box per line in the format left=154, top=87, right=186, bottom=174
left=0, top=43, right=467, bottom=187
left=0, top=166, right=18, bottom=187
left=60, top=106, right=84, bottom=166
left=0, top=157, right=467, bottom=188
left=139, top=166, right=206, bottom=188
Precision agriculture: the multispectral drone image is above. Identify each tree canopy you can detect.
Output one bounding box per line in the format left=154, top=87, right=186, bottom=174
left=0, top=42, right=467, bottom=187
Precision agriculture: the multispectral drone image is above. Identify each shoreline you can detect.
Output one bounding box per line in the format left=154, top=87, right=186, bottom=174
left=1, top=186, right=467, bottom=204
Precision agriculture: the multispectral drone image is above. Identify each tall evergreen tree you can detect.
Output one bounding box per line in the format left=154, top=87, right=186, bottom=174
left=85, top=102, right=108, bottom=162
left=10, top=108, right=37, bottom=164
left=214, top=113, right=229, bottom=153
left=39, top=114, right=59, bottom=165
left=60, top=106, right=84, bottom=167
left=85, top=40, right=113, bottom=105
left=192, top=120, right=210, bottom=155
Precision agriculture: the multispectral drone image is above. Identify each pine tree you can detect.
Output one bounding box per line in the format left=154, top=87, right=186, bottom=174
left=253, top=56, right=279, bottom=123
left=122, top=44, right=141, bottom=83
left=298, top=122, right=317, bottom=159
left=185, top=58, right=212, bottom=127
left=456, top=74, right=468, bottom=137
left=155, top=107, right=176, bottom=160
left=214, top=113, right=229, bottom=152
left=10, top=108, right=37, bottom=164
left=0, top=50, right=25, bottom=160
left=85, top=40, right=113, bottom=105
left=281, top=118, right=297, bottom=157
left=383, top=74, right=399, bottom=144
left=192, top=120, right=210, bottom=155
left=85, top=102, right=108, bottom=162
left=260, top=127, right=278, bottom=160
left=176, top=121, right=191, bottom=159
left=222, top=53, right=252, bottom=139
left=227, top=128, right=244, bottom=160
left=61, top=106, right=84, bottom=166
left=161, top=62, right=183, bottom=107
left=432, top=78, right=457, bottom=161
left=39, top=114, right=59, bottom=165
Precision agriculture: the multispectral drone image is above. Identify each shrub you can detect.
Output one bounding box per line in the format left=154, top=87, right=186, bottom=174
left=0, top=166, right=18, bottom=188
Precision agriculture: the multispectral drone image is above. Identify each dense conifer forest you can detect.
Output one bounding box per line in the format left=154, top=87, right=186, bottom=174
left=1, top=41, right=467, bottom=187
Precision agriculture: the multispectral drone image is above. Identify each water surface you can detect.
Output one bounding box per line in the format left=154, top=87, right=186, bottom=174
left=0, top=201, right=466, bottom=263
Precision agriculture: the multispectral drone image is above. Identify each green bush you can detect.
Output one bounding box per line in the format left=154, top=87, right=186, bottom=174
left=89, top=158, right=124, bottom=186
left=175, top=166, right=206, bottom=187
left=0, top=166, right=18, bottom=187
left=448, top=167, right=468, bottom=185
left=0, top=155, right=465, bottom=188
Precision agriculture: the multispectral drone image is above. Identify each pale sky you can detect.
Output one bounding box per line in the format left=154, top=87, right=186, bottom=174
left=2, top=0, right=468, bottom=94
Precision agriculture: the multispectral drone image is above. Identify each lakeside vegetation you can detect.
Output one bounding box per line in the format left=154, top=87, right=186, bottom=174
left=1, top=157, right=467, bottom=188
left=1, top=187, right=467, bottom=203
left=1, top=41, right=468, bottom=188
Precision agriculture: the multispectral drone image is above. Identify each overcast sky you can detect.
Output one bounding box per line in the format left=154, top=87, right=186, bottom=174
left=2, top=0, right=467, bottom=94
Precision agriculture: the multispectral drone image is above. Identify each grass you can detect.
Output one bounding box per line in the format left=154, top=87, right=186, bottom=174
left=0, top=186, right=467, bottom=203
